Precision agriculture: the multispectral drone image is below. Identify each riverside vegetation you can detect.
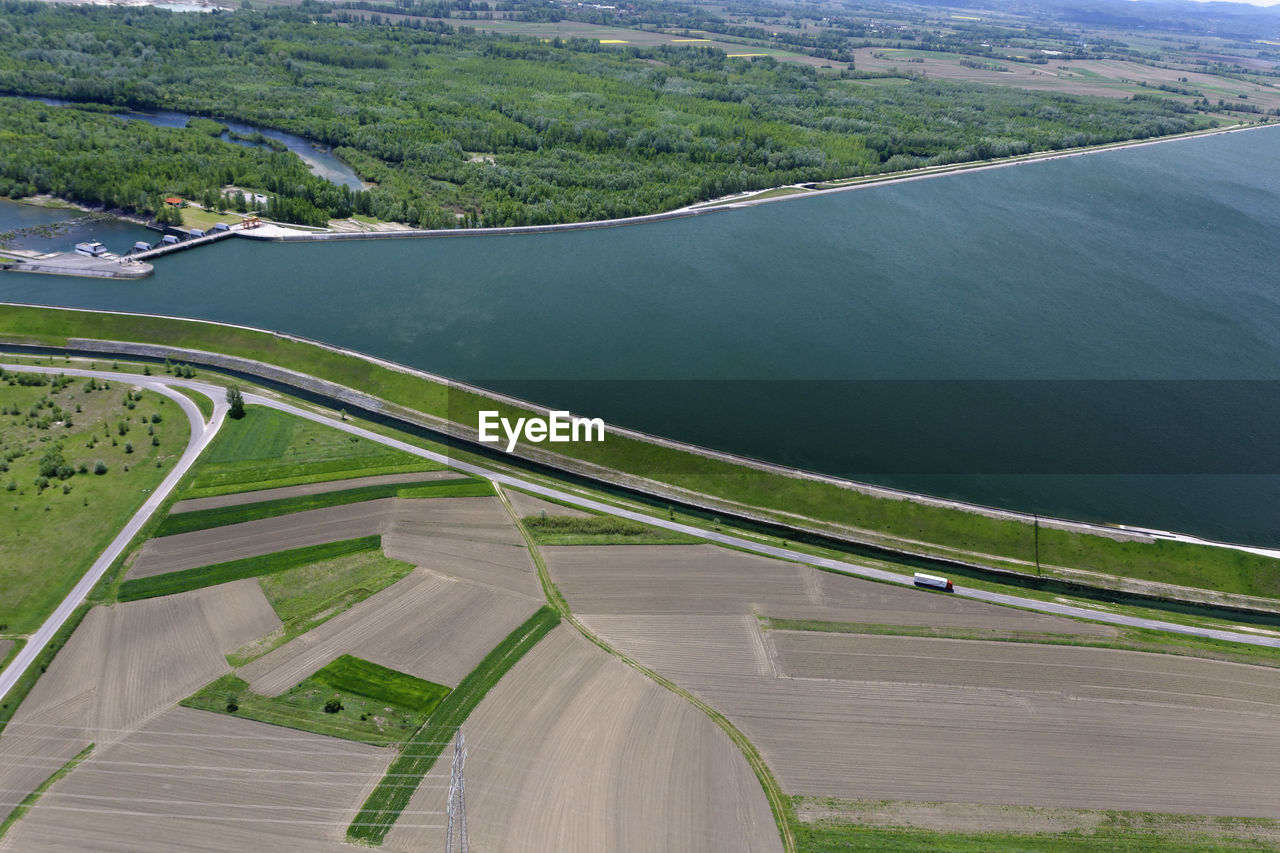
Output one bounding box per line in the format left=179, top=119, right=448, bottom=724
left=0, top=1, right=1209, bottom=226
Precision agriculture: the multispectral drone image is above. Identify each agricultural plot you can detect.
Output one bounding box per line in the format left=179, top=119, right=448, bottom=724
left=170, top=470, right=464, bottom=513
left=155, top=476, right=489, bottom=536
left=382, top=497, right=542, bottom=597
left=0, top=707, right=395, bottom=853
left=382, top=626, right=781, bottom=853
left=238, top=569, right=541, bottom=696
left=126, top=499, right=399, bottom=579
left=547, top=544, right=1280, bottom=821
left=0, top=582, right=279, bottom=827
left=180, top=406, right=439, bottom=499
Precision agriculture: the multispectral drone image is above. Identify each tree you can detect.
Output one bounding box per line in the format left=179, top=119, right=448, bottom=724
left=226, top=386, right=246, bottom=419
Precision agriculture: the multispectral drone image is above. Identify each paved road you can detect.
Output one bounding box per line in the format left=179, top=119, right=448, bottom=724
left=0, top=368, right=226, bottom=704
left=230, top=386, right=1280, bottom=651
left=1, top=365, right=1276, bottom=711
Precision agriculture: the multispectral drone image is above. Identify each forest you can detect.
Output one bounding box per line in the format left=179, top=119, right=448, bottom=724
left=0, top=1, right=1207, bottom=226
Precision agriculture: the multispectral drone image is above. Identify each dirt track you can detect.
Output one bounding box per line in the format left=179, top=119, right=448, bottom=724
left=170, top=471, right=463, bottom=513
left=239, top=569, right=541, bottom=695
left=549, top=544, right=1280, bottom=819
left=383, top=626, right=781, bottom=853
left=0, top=707, right=394, bottom=852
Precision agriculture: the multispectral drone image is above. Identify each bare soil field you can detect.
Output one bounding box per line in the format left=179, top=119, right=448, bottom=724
left=548, top=544, right=1280, bottom=819
left=383, top=626, right=781, bottom=853
left=578, top=614, right=775, bottom=679
left=170, top=470, right=464, bottom=513
left=546, top=544, right=1111, bottom=635
left=0, top=582, right=279, bottom=825
left=771, top=632, right=1280, bottom=711
left=383, top=498, right=541, bottom=597
left=505, top=489, right=590, bottom=520
left=0, top=707, right=395, bottom=852
left=238, top=569, right=541, bottom=695
left=0, top=639, right=11, bottom=667
left=127, top=499, right=399, bottom=579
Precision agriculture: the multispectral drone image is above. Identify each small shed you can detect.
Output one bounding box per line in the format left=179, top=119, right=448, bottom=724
left=74, top=241, right=107, bottom=257
left=210, top=222, right=230, bottom=233
left=134, top=241, right=152, bottom=252
left=189, top=228, right=206, bottom=238
left=162, top=234, right=180, bottom=245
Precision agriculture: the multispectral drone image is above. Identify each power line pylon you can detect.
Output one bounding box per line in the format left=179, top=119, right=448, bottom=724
left=445, top=730, right=468, bottom=853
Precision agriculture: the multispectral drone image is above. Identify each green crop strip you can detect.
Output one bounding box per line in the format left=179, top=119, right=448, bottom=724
left=312, top=655, right=451, bottom=717
left=347, top=605, right=560, bottom=844
left=116, top=536, right=381, bottom=602
left=156, top=477, right=486, bottom=536
left=522, top=513, right=702, bottom=545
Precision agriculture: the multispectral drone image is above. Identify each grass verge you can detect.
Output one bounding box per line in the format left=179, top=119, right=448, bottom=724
left=791, top=796, right=1280, bottom=852
left=347, top=605, right=561, bottom=844
left=0, top=638, right=23, bottom=674
left=117, top=535, right=380, bottom=602
left=157, top=477, right=486, bottom=536
left=181, top=672, right=433, bottom=747
left=0, top=743, right=94, bottom=841
left=522, top=513, right=702, bottom=545
left=762, top=617, right=1280, bottom=669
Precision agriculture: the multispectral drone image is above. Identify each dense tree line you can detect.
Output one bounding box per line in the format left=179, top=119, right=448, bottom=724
left=0, top=1, right=1206, bottom=226
left=0, top=97, right=361, bottom=225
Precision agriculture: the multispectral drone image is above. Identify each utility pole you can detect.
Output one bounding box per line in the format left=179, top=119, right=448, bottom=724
left=446, top=730, right=468, bottom=853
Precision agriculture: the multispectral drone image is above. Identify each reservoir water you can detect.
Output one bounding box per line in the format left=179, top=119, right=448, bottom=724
left=3, top=127, right=1279, bottom=545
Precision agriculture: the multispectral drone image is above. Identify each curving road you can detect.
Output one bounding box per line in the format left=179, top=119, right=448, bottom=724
left=0, top=368, right=226, bottom=704
left=1, top=363, right=1276, bottom=712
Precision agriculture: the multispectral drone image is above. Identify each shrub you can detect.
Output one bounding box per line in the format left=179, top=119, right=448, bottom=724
left=323, top=697, right=344, bottom=714
left=93, top=461, right=108, bottom=475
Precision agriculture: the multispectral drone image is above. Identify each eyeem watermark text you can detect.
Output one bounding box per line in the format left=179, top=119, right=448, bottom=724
left=478, top=411, right=605, bottom=453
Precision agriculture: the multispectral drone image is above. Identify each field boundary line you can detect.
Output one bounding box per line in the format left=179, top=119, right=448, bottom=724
left=495, top=483, right=797, bottom=853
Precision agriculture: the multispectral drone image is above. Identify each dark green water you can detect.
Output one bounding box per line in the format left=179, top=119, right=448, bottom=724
left=4, top=127, right=1280, bottom=543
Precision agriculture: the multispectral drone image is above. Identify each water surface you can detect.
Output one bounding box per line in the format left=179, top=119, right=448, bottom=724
left=4, top=127, right=1279, bottom=544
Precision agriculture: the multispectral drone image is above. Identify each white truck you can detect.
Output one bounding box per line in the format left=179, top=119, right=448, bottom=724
left=913, top=572, right=953, bottom=592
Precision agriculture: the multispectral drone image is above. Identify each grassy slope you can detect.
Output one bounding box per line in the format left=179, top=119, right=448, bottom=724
left=230, top=549, right=418, bottom=667
left=4, top=306, right=1279, bottom=599
left=158, top=477, right=490, bottom=536
left=181, top=406, right=441, bottom=499
left=117, top=536, right=381, bottom=602
left=0, top=375, right=188, bottom=633
left=523, top=513, right=702, bottom=545
left=348, top=605, right=561, bottom=844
